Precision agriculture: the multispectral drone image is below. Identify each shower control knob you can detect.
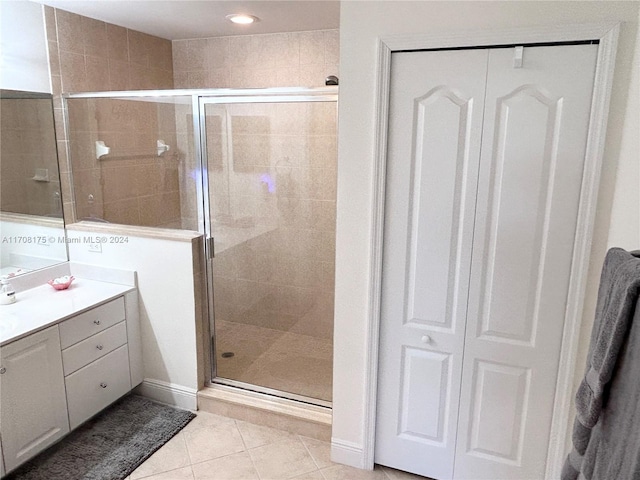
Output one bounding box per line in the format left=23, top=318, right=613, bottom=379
left=100, top=382, right=108, bottom=388
left=96, top=344, right=103, bottom=350
left=421, top=335, right=431, bottom=344
left=0, top=366, right=6, bottom=374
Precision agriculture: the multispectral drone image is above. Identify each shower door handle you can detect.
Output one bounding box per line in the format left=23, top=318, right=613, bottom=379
left=206, top=236, right=215, bottom=259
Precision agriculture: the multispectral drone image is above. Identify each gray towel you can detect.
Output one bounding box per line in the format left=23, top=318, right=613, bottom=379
left=562, top=248, right=640, bottom=480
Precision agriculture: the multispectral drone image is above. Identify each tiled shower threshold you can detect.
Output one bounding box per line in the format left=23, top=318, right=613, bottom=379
left=197, top=384, right=332, bottom=442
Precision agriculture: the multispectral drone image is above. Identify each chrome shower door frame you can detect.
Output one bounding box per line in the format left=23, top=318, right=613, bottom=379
left=198, top=87, right=338, bottom=408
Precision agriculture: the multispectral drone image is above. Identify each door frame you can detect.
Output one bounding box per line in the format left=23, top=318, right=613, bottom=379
left=365, top=22, right=619, bottom=479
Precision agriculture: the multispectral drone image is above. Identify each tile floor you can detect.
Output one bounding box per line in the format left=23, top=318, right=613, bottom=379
left=215, top=320, right=333, bottom=402
left=125, top=410, right=429, bottom=480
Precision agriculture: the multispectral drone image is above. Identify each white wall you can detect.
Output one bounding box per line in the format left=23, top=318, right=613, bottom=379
left=333, top=0, right=640, bottom=468
left=0, top=1, right=50, bottom=93
left=66, top=228, right=202, bottom=409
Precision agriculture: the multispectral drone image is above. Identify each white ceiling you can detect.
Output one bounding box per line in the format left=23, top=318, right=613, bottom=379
left=33, top=1, right=340, bottom=40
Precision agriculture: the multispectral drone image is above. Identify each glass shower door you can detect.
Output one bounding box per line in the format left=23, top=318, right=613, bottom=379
left=201, top=93, right=337, bottom=405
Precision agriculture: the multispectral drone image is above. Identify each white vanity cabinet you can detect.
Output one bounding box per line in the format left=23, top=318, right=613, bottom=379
left=60, top=297, right=133, bottom=429
left=0, top=325, right=69, bottom=472
left=0, top=282, right=141, bottom=476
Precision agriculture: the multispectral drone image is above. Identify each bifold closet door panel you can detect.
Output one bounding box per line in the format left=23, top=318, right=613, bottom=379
left=453, top=44, right=599, bottom=480
left=375, top=49, right=488, bottom=480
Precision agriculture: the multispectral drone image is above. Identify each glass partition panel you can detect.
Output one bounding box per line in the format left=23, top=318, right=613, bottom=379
left=204, top=98, right=337, bottom=403
left=65, top=95, right=197, bottom=229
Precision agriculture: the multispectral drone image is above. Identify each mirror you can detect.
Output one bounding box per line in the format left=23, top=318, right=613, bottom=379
left=0, top=89, right=68, bottom=275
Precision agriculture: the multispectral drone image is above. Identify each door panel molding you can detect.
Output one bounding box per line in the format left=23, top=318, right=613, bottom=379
left=478, top=86, right=562, bottom=347
left=398, top=347, right=452, bottom=444
left=406, top=88, right=473, bottom=332
left=467, top=360, right=531, bottom=465
left=365, top=22, right=620, bottom=479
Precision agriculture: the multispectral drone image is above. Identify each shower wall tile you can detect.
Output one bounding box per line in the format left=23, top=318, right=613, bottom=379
left=55, top=9, right=85, bottom=55
left=324, top=30, right=340, bottom=66
left=207, top=37, right=230, bottom=68
left=85, top=55, right=110, bottom=91
left=276, top=68, right=301, bottom=88
left=73, top=169, right=103, bottom=204
left=83, top=17, right=108, bottom=58
left=62, top=201, right=75, bottom=222
left=44, top=6, right=57, bottom=41
left=106, top=24, right=129, bottom=62
left=181, top=38, right=209, bottom=70
left=226, top=36, right=255, bottom=68
left=173, top=71, right=189, bottom=88
left=128, top=30, right=158, bottom=67
left=107, top=60, right=130, bottom=91
left=48, top=41, right=61, bottom=76
left=46, top=7, right=175, bottom=226
left=103, top=197, right=140, bottom=225
left=138, top=196, right=161, bottom=226
left=299, top=31, right=325, bottom=66
left=59, top=51, right=87, bottom=92
left=273, top=34, right=300, bottom=68
left=102, top=166, right=138, bottom=202
left=171, top=32, right=339, bottom=347
left=172, top=29, right=339, bottom=89
left=56, top=140, right=70, bottom=173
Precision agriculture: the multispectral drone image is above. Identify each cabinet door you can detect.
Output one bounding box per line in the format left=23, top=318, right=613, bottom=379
left=0, top=325, right=69, bottom=472
left=453, top=44, right=599, bottom=480
left=375, top=49, right=487, bottom=479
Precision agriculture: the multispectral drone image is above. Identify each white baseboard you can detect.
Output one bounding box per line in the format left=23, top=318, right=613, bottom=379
left=331, top=438, right=367, bottom=469
left=134, top=379, right=197, bottom=411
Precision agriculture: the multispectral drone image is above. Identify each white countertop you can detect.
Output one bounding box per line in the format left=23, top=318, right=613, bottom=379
left=0, top=278, right=134, bottom=346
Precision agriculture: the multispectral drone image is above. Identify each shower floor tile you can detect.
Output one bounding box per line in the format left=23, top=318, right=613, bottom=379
left=215, top=320, right=333, bottom=402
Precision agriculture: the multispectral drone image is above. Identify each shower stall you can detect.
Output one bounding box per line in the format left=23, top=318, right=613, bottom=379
left=64, top=87, right=338, bottom=407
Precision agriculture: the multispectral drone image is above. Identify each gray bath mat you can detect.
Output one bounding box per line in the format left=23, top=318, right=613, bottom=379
left=6, top=394, right=196, bottom=480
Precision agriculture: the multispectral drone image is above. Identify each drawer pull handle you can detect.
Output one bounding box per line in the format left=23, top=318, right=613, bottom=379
left=100, top=382, right=108, bottom=388
left=421, top=335, right=431, bottom=344
left=96, top=344, right=104, bottom=350
left=0, top=367, right=6, bottom=374
left=94, top=320, right=101, bottom=325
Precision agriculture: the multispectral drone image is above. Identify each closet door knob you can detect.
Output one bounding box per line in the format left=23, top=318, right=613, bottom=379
left=0, top=366, right=6, bottom=374
left=421, top=335, right=431, bottom=344
left=100, top=382, right=108, bottom=388
left=93, top=320, right=101, bottom=325
left=96, top=344, right=103, bottom=350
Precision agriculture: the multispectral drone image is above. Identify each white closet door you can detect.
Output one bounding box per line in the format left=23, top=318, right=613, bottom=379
left=375, top=49, right=488, bottom=480
left=453, top=44, right=598, bottom=480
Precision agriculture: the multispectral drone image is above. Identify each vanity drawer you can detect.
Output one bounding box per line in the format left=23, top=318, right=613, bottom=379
left=62, top=321, right=127, bottom=376
left=59, top=297, right=125, bottom=349
left=65, top=344, right=131, bottom=430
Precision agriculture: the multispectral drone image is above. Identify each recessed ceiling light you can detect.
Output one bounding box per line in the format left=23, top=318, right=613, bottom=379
left=226, top=14, right=260, bottom=25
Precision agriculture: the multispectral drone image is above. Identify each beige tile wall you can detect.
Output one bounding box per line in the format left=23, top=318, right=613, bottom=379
left=208, top=101, right=337, bottom=349
left=0, top=98, right=62, bottom=217
left=66, top=98, right=182, bottom=227
left=172, top=29, right=339, bottom=233
left=170, top=30, right=339, bottom=358
left=172, top=30, right=339, bottom=89
left=44, top=6, right=176, bottom=225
